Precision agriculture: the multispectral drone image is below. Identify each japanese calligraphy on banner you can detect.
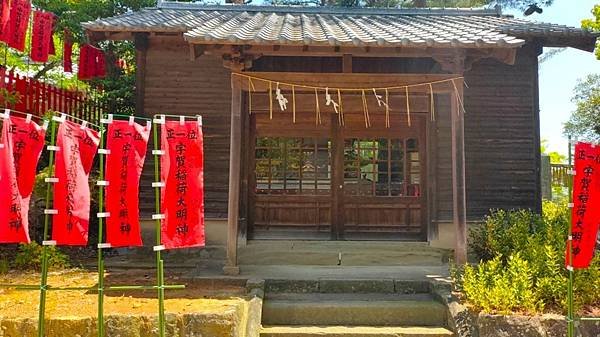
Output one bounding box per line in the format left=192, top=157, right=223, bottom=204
left=30, top=11, right=54, bottom=63
left=0, top=116, right=46, bottom=243
left=105, top=120, right=151, bottom=247
left=5, top=0, right=31, bottom=51
left=52, top=120, right=99, bottom=245
left=0, top=0, right=10, bottom=42
left=160, top=121, right=204, bottom=249
left=567, top=142, right=600, bottom=269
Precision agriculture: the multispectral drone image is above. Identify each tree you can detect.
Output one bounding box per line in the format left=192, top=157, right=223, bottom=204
left=582, top=5, right=600, bottom=59
left=540, top=139, right=566, bottom=164
left=563, top=74, right=600, bottom=142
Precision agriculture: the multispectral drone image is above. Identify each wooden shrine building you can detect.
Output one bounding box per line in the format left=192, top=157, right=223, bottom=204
left=83, top=2, right=597, bottom=273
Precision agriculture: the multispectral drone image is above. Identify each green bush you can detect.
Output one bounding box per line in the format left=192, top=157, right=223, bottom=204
left=460, top=201, right=600, bottom=314
left=14, top=242, right=70, bottom=271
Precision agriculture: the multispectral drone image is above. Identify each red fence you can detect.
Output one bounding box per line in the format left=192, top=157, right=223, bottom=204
left=0, top=67, right=105, bottom=124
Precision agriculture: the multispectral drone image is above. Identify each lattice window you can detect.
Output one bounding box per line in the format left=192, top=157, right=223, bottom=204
left=255, top=137, right=331, bottom=195
left=343, top=138, right=420, bottom=197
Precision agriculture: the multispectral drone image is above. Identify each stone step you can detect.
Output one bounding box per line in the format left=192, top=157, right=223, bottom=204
left=265, top=279, right=431, bottom=294
left=262, top=294, right=447, bottom=326
left=239, top=240, right=451, bottom=266
left=260, top=325, right=454, bottom=337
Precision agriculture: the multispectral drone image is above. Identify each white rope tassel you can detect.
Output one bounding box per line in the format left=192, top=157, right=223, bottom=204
left=275, top=82, right=288, bottom=111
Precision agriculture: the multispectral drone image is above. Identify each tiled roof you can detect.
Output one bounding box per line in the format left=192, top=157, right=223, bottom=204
left=82, top=2, right=597, bottom=51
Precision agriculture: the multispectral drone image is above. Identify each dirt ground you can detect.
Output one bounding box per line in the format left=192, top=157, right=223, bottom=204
left=0, top=269, right=247, bottom=319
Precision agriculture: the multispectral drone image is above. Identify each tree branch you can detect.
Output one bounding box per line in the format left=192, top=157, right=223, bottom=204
left=32, top=60, right=60, bottom=80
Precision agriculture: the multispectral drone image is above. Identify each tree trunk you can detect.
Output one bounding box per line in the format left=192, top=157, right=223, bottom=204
left=413, top=0, right=427, bottom=7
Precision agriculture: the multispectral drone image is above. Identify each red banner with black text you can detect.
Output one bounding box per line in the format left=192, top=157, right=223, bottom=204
left=30, top=11, right=54, bottom=63
left=0, top=115, right=46, bottom=243
left=51, top=120, right=99, bottom=245
left=160, top=121, right=204, bottom=249
left=5, top=0, right=31, bottom=51
left=105, top=120, right=151, bottom=247
left=566, top=142, right=600, bottom=269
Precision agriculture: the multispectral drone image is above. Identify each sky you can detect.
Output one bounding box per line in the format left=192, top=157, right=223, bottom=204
left=506, top=0, right=600, bottom=155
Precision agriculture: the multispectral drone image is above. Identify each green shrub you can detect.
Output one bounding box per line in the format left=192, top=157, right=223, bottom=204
left=14, top=242, right=70, bottom=271
left=460, top=200, right=600, bottom=314
left=463, top=254, right=539, bottom=314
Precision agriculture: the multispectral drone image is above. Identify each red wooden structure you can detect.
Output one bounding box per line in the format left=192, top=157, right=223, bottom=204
left=0, top=67, right=105, bottom=124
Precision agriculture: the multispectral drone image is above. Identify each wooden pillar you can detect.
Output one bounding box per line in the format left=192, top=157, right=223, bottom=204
left=134, top=33, right=149, bottom=116
left=330, top=54, right=353, bottom=240
left=224, top=71, right=243, bottom=275
left=451, top=83, right=467, bottom=264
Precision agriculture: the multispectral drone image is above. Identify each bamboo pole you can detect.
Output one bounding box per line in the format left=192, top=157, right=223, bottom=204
left=152, top=119, right=166, bottom=337
left=567, top=135, right=574, bottom=337
left=97, top=116, right=107, bottom=337
left=37, top=116, right=58, bottom=337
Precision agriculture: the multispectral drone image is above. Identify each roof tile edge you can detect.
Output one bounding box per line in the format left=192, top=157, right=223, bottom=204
left=156, top=1, right=503, bottom=16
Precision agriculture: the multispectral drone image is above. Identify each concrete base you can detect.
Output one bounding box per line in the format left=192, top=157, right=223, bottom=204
left=223, top=265, right=241, bottom=276
left=260, top=325, right=454, bottom=337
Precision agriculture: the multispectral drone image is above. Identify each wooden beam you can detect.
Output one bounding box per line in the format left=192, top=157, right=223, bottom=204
left=451, top=81, right=467, bottom=265
left=342, top=54, right=352, bottom=73
left=224, top=66, right=243, bottom=276
left=134, top=33, right=149, bottom=117
left=432, top=50, right=466, bottom=74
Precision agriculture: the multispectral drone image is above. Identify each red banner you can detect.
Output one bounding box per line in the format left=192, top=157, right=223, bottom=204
left=567, top=142, right=600, bottom=269
left=78, top=44, right=106, bottom=80
left=0, top=0, right=10, bottom=43
left=30, top=11, right=54, bottom=63
left=0, top=115, right=46, bottom=243
left=105, top=120, right=151, bottom=247
left=5, top=0, right=31, bottom=51
left=51, top=120, right=99, bottom=245
left=78, top=44, right=92, bottom=80
left=160, top=120, right=204, bottom=249
left=63, top=31, right=73, bottom=73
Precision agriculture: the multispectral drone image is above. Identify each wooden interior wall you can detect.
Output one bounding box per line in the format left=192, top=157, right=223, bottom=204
left=140, top=39, right=232, bottom=218
left=462, top=45, right=541, bottom=219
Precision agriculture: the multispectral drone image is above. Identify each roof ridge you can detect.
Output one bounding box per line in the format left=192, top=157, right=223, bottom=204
left=156, top=1, right=503, bottom=16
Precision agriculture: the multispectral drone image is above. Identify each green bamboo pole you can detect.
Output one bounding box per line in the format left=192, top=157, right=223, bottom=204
left=38, top=116, right=58, bottom=337
left=152, top=119, right=166, bottom=337
left=567, top=135, right=574, bottom=337
left=97, top=115, right=107, bottom=337
left=0, top=284, right=185, bottom=291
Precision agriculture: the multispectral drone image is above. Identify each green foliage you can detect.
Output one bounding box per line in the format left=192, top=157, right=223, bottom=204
left=463, top=254, right=539, bottom=314
left=582, top=5, right=600, bottom=60
left=564, top=74, right=600, bottom=143
left=14, top=242, right=70, bottom=271
left=460, top=201, right=600, bottom=314
left=0, top=258, right=9, bottom=274
left=540, top=139, right=566, bottom=164
left=0, top=88, right=22, bottom=109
